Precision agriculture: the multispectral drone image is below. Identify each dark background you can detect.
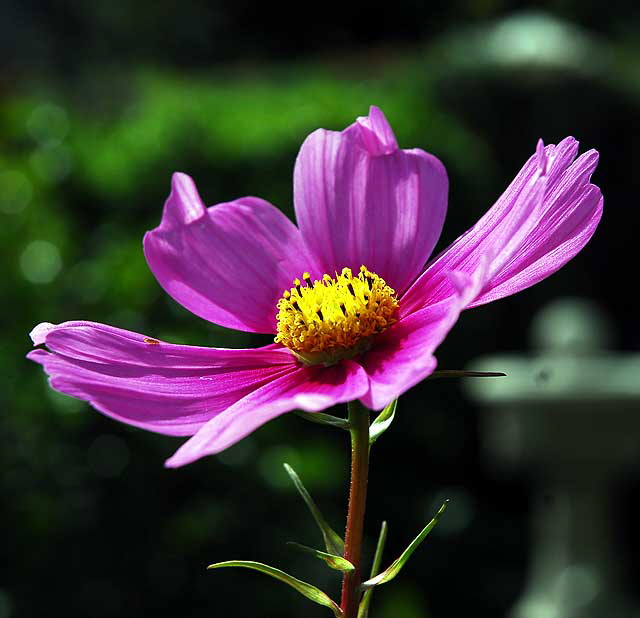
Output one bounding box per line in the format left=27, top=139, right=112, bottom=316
left=2, top=2, right=638, bottom=617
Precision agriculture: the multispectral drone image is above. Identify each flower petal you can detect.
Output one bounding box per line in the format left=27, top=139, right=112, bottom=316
left=144, top=173, right=319, bottom=333
left=401, top=137, right=602, bottom=313
left=356, top=106, right=399, bottom=155
left=28, top=321, right=295, bottom=436
left=360, top=263, right=489, bottom=410
left=165, top=360, right=369, bottom=467
left=294, top=106, right=448, bottom=295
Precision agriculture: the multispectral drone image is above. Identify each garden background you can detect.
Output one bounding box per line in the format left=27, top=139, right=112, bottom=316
left=1, top=1, right=639, bottom=617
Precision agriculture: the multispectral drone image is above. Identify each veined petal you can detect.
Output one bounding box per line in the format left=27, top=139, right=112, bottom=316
left=401, top=138, right=602, bottom=313
left=294, top=106, right=448, bottom=295
left=475, top=153, right=602, bottom=306
left=165, top=360, right=369, bottom=467
left=144, top=173, right=319, bottom=333
left=28, top=321, right=295, bottom=436
left=360, top=263, right=489, bottom=410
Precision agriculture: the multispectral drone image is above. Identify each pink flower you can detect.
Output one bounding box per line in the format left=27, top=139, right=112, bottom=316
left=28, top=107, right=602, bottom=467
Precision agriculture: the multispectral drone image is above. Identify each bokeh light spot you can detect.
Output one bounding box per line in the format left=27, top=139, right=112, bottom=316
left=0, top=170, right=32, bottom=214
left=20, top=240, right=62, bottom=284
left=258, top=445, right=303, bottom=489
left=30, top=142, right=73, bottom=184
left=429, top=487, right=475, bottom=536
left=27, top=102, right=69, bottom=144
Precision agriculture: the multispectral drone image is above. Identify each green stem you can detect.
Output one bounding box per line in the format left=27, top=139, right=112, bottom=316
left=340, top=400, right=370, bottom=618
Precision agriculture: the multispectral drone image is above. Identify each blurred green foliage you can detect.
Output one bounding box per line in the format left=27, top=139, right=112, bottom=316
left=2, top=6, right=639, bottom=618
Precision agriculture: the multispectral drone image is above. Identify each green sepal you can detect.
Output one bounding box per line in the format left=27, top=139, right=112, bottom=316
left=208, top=560, right=343, bottom=617
left=358, top=521, right=388, bottom=618
left=360, top=501, right=449, bottom=590
left=283, top=463, right=345, bottom=556
left=369, top=399, right=397, bottom=445
left=287, top=542, right=354, bottom=572
left=295, top=410, right=350, bottom=430
left=428, top=370, right=506, bottom=379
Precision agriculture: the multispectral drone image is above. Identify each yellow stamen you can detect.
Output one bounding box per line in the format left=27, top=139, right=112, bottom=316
left=274, top=265, right=399, bottom=365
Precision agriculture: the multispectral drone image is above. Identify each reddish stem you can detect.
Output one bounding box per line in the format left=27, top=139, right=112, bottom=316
left=340, top=400, right=370, bottom=618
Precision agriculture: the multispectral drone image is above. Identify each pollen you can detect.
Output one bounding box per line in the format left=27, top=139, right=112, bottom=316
left=274, top=266, right=399, bottom=365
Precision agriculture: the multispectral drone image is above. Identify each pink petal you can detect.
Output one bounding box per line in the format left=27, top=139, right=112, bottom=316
left=28, top=321, right=296, bottom=437
left=360, top=264, right=489, bottom=410
left=165, top=360, right=369, bottom=467
left=356, top=106, right=398, bottom=155
left=144, top=173, right=320, bottom=333
left=293, top=106, right=448, bottom=295
left=401, top=137, right=602, bottom=313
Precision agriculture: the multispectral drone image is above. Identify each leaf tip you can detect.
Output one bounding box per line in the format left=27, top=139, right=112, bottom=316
left=434, top=500, right=450, bottom=520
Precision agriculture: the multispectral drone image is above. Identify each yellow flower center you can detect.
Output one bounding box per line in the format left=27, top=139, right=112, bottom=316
left=275, top=266, right=399, bottom=366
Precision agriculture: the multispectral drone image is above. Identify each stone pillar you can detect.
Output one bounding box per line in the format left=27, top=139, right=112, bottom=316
left=465, top=298, right=640, bottom=618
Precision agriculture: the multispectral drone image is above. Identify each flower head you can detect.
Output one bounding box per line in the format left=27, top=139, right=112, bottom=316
left=274, top=266, right=399, bottom=366
left=28, top=106, right=603, bottom=467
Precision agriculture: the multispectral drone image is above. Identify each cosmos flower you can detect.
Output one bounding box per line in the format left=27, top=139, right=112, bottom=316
left=28, top=107, right=602, bottom=467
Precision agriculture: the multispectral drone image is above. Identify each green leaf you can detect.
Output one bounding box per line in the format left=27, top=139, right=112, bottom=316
left=369, top=399, right=397, bottom=445
left=361, top=501, right=449, bottom=589
left=428, top=370, right=506, bottom=379
left=295, top=410, right=350, bottom=430
left=208, top=560, right=343, bottom=617
left=283, top=463, right=345, bottom=556
left=287, top=542, right=354, bottom=572
left=358, top=521, right=388, bottom=618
